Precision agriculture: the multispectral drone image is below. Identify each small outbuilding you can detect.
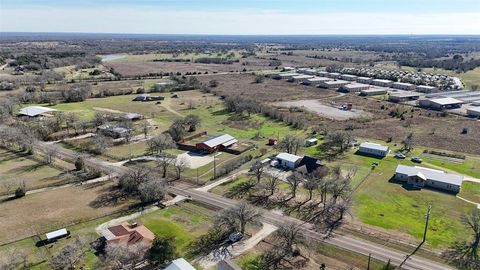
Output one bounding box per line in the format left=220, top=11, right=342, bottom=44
left=305, top=138, right=318, bottom=147
left=97, top=124, right=131, bottom=138
left=164, top=258, right=196, bottom=270
left=18, top=106, right=57, bottom=117
left=275, top=152, right=302, bottom=169
left=358, top=142, right=389, bottom=157
left=46, top=228, right=69, bottom=242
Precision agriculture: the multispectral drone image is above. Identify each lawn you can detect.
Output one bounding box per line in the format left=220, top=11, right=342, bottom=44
left=458, top=181, right=480, bottom=203
left=422, top=155, right=480, bottom=179
left=349, top=152, right=476, bottom=248
left=0, top=149, right=70, bottom=194
left=139, top=202, right=214, bottom=255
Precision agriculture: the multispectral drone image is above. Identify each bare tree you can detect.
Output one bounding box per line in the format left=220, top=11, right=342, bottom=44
left=262, top=172, right=280, bottom=197
left=173, top=156, right=188, bottom=180
left=50, top=237, right=90, bottom=270
left=157, top=155, right=176, bottom=178
left=65, top=112, right=78, bottom=135
left=44, top=147, right=58, bottom=165
left=215, top=201, right=260, bottom=234
left=167, top=119, right=186, bottom=141
left=250, top=160, right=264, bottom=184
left=276, top=134, right=303, bottom=154
left=402, top=133, right=414, bottom=152
left=92, top=134, right=112, bottom=154
left=443, top=209, right=480, bottom=269
left=142, top=121, right=149, bottom=139
left=286, top=172, right=303, bottom=200
left=138, top=179, right=165, bottom=203
left=147, top=133, right=176, bottom=155
left=102, top=242, right=149, bottom=270
left=183, top=114, right=201, bottom=132
left=119, top=167, right=153, bottom=194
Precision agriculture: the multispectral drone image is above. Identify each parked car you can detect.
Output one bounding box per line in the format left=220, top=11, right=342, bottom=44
left=394, top=153, right=406, bottom=159
left=411, top=157, right=423, bottom=163
left=228, top=232, right=244, bottom=243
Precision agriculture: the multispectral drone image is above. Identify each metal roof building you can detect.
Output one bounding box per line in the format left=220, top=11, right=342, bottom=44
left=165, top=258, right=196, bottom=270
left=18, top=106, right=57, bottom=117
left=358, top=142, right=389, bottom=157
left=394, top=164, right=463, bottom=192
left=419, top=97, right=463, bottom=110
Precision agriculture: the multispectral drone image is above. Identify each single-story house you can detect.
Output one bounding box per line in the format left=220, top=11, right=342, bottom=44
left=164, top=258, right=196, bottom=270
left=302, top=77, right=331, bottom=85
left=305, top=138, right=318, bottom=147
left=371, top=79, right=393, bottom=87
left=360, top=88, right=388, bottom=96
left=340, top=83, right=370, bottom=93
left=275, top=152, right=302, bottom=169
left=358, top=142, right=389, bottom=157
left=101, top=222, right=155, bottom=247
left=318, top=80, right=349, bottom=89
left=388, top=91, right=421, bottom=103
left=340, top=74, right=358, bottom=81
left=419, top=97, right=463, bottom=110
left=97, top=124, right=131, bottom=138
left=416, top=85, right=437, bottom=93
left=467, top=107, right=480, bottom=117
left=392, top=82, right=416, bottom=91
left=357, top=77, right=373, bottom=84
left=195, top=134, right=237, bottom=153
left=18, top=106, right=57, bottom=117
left=298, top=68, right=317, bottom=75
left=133, top=94, right=165, bottom=102
left=394, top=164, right=463, bottom=193
left=296, top=156, right=323, bottom=174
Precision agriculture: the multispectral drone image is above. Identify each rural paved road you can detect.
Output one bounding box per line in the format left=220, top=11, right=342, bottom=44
left=30, top=140, right=454, bottom=270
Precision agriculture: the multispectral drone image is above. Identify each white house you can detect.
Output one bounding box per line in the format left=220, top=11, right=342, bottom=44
left=394, top=164, right=463, bottom=193
left=358, top=142, right=389, bottom=157
left=275, top=153, right=302, bottom=169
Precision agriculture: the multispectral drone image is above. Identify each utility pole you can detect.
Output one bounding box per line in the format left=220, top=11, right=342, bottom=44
left=399, top=204, right=432, bottom=268
left=367, top=253, right=371, bottom=270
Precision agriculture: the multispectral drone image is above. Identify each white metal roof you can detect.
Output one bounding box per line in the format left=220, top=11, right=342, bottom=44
left=395, top=164, right=463, bottom=186
left=164, top=258, right=196, bottom=270
left=19, top=106, right=57, bottom=117
left=359, top=142, right=389, bottom=152
left=372, top=79, right=393, bottom=83
left=321, top=80, right=348, bottom=85
left=344, top=83, right=370, bottom=88
left=221, top=139, right=238, bottom=147
left=276, top=152, right=302, bottom=163
left=292, top=75, right=314, bottom=79
left=305, top=77, right=331, bottom=82
left=202, top=134, right=235, bottom=148
left=393, top=82, right=414, bottom=86
left=46, top=228, right=68, bottom=240
left=429, top=97, right=463, bottom=105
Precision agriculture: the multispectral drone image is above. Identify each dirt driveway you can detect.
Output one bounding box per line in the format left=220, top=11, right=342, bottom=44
left=177, top=152, right=214, bottom=169
left=275, top=99, right=370, bottom=120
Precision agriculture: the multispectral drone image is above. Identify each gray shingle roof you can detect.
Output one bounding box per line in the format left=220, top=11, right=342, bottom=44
left=395, top=164, right=463, bottom=186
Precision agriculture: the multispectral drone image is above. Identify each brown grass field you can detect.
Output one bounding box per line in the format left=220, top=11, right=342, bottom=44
left=0, top=181, right=132, bottom=244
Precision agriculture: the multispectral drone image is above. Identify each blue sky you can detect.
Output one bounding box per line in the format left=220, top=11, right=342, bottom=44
left=1, top=0, right=479, bottom=34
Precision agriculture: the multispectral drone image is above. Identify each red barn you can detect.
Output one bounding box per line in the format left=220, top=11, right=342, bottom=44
left=195, top=134, right=237, bottom=154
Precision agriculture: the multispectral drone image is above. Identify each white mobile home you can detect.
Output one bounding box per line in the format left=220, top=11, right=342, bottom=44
left=318, top=80, right=349, bottom=89
left=341, top=83, right=370, bottom=93
left=340, top=74, right=358, bottom=81
left=358, top=142, right=389, bottom=157
left=392, top=82, right=416, bottom=91
left=357, top=77, right=373, bottom=84
left=360, top=88, right=388, bottom=96
left=371, top=79, right=393, bottom=87
left=302, top=77, right=331, bottom=85
left=416, top=85, right=437, bottom=93
left=288, top=75, right=314, bottom=82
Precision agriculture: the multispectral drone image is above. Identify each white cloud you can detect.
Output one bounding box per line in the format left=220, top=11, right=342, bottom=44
left=2, top=6, right=479, bottom=34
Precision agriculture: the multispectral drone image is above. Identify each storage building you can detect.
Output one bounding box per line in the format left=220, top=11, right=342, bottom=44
left=341, top=83, right=370, bottom=93
left=357, top=77, right=373, bottom=84
left=302, top=77, right=331, bottom=85
left=416, top=85, right=437, bottom=93
left=275, top=153, right=302, bottom=169
left=358, top=142, right=389, bottom=157
left=419, top=97, right=463, bottom=110
left=318, top=80, right=349, bottom=89
left=467, top=107, right=480, bottom=118
left=316, top=71, right=329, bottom=77
left=327, top=72, right=341, bottom=79
left=272, top=73, right=300, bottom=80
left=394, top=165, right=463, bottom=193
left=392, top=82, right=416, bottom=91
left=360, top=88, right=388, bottom=96
left=340, top=74, right=358, bottom=81
left=196, top=134, right=237, bottom=153
left=288, top=75, right=314, bottom=82
left=371, top=79, right=393, bottom=87
left=389, top=91, right=421, bottom=103
left=18, top=106, right=57, bottom=117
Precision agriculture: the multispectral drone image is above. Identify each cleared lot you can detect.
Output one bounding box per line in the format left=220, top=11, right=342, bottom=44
left=177, top=152, right=214, bottom=169
left=0, top=181, right=132, bottom=244
left=275, top=99, right=370, bottom=120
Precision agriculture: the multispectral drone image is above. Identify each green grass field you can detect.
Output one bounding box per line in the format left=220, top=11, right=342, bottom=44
left=110, top=50, right=244, bottom=63
left=139, top=202, right=213, bottom=255
left=0, top=149, right=68, bottom=194
left=422, top=156, right=480, bottom=179
left=458, top=181, right=480, bottom=203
